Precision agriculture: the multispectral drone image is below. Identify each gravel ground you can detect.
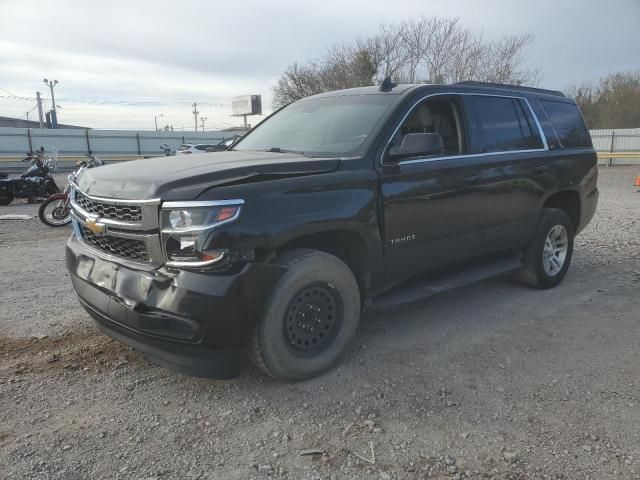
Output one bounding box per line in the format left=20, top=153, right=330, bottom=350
left=1, top=168, right=639, bottom=480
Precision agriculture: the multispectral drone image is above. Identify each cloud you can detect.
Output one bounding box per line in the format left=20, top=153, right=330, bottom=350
left=1, top=0, right=638, bottom=129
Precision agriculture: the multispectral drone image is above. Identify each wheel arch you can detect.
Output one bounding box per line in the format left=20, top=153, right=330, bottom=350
left=542, top=189, right=581, bottom=232
left=274, top=228, right=381, bottom=301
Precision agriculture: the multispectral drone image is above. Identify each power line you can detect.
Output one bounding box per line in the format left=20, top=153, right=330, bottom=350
left=0, top=86, right=20, bottom=97
left=0, top=94, right=231, bottom=107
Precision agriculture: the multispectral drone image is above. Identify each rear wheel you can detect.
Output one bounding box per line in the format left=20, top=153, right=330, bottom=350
left=518, top=208, right=574, bottom=289
left=250, top=249, right=361, bottom=381
left=38, top=197, right=71, bottom=227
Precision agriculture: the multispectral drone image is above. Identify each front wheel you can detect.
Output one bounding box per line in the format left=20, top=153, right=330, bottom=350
left=38, top=197, right=72, bottom=227
left=518, top=208, right=574, bottom=289
left=250, top=249, right=361, bottom=381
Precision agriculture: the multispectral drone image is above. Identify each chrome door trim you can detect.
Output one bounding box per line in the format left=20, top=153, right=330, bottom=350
left=379, top=92, right=549, bottom=167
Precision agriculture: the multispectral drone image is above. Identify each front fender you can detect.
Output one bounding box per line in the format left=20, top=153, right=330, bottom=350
left=195, top=168, right=384, bottom=289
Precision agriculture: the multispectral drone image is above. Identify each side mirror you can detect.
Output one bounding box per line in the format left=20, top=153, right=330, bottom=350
left=387, top=133, right=444, bottom=160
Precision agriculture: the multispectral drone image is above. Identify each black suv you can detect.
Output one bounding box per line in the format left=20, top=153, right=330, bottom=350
left=66, top=81, right=598, bottom=381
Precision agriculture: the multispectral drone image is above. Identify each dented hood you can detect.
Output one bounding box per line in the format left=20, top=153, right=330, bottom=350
left=76, top=150, right=340, bottom=200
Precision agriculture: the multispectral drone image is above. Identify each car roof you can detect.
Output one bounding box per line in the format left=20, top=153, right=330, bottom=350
left=307, top=84, right=421, bottom=99
left=305, top=81, right=570, bottom=103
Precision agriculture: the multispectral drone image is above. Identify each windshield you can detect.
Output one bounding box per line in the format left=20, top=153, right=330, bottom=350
left=235, top=94, right=397, bottom=157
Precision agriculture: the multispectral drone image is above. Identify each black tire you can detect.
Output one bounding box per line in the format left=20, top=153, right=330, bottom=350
left=518, top=208, right=574, bottom=289
left=250, top=249, right=361, bottom=381
left=0, top=193, right=13, bottom=206
left=38, top=197, right=72, bottom=227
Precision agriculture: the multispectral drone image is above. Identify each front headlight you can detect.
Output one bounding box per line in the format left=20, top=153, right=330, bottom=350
left=160, top=200, right=244, bottom=267
left=168, top=209, right=192, bottom=229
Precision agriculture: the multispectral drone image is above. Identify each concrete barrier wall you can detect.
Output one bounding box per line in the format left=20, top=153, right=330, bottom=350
left=0, top=127, right=244, bottom=157
left=1, top=126, right=638, bottom=168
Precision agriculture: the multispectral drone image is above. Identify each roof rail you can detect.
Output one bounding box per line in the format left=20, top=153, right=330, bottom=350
left=455, top=81, right=565, bottom=98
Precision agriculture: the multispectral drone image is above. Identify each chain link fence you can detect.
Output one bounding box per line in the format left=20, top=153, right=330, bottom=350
left=590, top=128, right=640, bottom=166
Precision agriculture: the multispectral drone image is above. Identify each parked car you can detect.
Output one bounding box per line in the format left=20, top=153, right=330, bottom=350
left=176, top=137, right=241, bottom=155
left=65, top=80, right=598, bottom=381
left=175, top=143, right=214, bottom=155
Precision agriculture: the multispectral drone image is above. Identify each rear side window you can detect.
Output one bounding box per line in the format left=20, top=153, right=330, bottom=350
left=540, top=100, right=592, bottom=149
left=195, top=145, right=214, bottom=151
left=466, top=96, right=543, bottom=153
left=177, top=144, right=191, bottom=151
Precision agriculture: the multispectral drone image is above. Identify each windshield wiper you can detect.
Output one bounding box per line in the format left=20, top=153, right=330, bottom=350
left=264, top=147, right=305, bottom=155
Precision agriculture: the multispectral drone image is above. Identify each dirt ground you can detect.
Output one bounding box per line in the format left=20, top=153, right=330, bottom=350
left=1, top=168, right=639, bottom=480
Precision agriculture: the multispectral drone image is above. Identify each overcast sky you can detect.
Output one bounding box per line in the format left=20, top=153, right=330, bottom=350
left=0, top=0, right=638, bottom=130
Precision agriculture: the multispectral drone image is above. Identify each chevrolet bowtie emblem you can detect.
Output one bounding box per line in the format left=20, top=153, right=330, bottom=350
left=86, top=217, right=106, bottom=234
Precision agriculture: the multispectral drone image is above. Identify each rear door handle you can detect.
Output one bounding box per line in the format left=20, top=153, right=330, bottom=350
left=532, top=165, right=549, bottom=174
left=461, top=174, right=484, bottom=184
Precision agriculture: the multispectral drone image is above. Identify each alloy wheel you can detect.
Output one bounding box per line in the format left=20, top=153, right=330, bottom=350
left=542, top=224, right=568, bottom=276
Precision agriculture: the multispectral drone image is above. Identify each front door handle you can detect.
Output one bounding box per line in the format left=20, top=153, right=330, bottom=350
left=461, top=174, right=483, bottom=184
left=532, top=165, right=549, bottom=174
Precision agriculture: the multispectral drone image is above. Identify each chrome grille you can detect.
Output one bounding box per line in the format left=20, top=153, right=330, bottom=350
left=75, top=191, right=142, bottom=222
left=80, top=225, right=149, bottom=262
left=70, top=184, right=162, bottom=266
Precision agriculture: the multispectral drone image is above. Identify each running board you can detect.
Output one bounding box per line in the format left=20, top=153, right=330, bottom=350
left=369, top=256, right=523, bottom=311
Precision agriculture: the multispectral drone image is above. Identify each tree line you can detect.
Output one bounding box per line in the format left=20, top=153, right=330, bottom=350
left=272, top=16, right=540, bottom=108
left=272, top=17, right=640, bottom=129
left=568, top=72, right=640, bottom=129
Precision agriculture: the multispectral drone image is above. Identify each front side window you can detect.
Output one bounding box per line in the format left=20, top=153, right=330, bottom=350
left=540, top=100, right=592, bottom=149
left=234, top=94, right=398, bottom=157
left=391, top=96, right=464, bottom=157
left=467, top=96, right=543, bottom=153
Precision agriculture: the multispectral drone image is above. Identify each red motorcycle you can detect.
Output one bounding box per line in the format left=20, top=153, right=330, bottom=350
left=38, top=153, right=103, bottom=227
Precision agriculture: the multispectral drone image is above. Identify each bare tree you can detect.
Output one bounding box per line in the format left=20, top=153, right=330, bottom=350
left=568, top=71, right=640, bottom=128
left=273, top=16, right=541, bottom=107
left=481, top=34, right=541, bottom=85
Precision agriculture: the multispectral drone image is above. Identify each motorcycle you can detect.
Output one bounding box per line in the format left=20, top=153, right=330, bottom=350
left=0, top=147, right=60, bottom=205
left=160, top=143, right=175, bottom=156
left=38, top=152, right=103, bottom=227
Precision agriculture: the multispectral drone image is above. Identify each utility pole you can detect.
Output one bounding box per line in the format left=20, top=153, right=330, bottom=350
left=192, top=102, right=199, bottom=131
left=154, top=113, right=164, bottom=131
left=200, top=116, right=207, bottom=132
left=25, top=111, right=30, bottom=121
left=43, top=79, right=58, bottom=115
left=36, top=91, right=44, bottom=128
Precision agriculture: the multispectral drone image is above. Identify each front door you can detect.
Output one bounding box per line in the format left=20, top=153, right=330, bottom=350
left=380, top=95, right=487, bottom=284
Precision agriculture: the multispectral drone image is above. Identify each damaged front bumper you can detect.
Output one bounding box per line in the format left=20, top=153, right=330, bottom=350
left=66, top=234, right=286, bottom=378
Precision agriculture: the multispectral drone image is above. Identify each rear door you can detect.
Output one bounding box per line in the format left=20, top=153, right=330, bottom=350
left=379, top=94, right=488, bottom=284
left=461, top=94, right=550, bottom=255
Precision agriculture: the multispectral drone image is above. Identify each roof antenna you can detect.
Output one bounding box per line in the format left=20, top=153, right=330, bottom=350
left=379, top=77, right=397, bottom=92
